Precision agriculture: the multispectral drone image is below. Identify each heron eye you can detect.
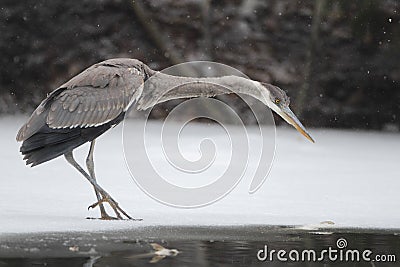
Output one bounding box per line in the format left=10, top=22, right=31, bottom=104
left=275, top=99, right=280, bottom=104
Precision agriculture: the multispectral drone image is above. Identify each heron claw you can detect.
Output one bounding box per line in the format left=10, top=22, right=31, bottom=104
left=88, top=199, right=105, bottom=210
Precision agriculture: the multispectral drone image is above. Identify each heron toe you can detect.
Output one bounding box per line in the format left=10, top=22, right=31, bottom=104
left=86, top=214, right=120, bottom=220
left=88, top=196, right=133, bottom=220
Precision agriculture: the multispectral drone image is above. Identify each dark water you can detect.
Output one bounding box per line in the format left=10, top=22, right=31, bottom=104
left=0, top=226, right=399, bottom=266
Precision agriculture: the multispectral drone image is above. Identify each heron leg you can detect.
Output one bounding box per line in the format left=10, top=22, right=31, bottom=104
left=64, top=151, right=134, bottom=220
left=86, top=140, right=113, bottom=220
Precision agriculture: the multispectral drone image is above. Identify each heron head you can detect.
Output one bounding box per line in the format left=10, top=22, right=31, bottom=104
left=260, top=82, right=315, bottom=143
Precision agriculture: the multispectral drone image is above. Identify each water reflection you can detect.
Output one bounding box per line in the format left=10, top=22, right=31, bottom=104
left=0, top=229, right=399, bottom=266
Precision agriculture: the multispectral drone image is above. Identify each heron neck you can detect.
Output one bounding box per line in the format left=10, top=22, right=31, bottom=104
left=137, top=72, right=267, bottom=110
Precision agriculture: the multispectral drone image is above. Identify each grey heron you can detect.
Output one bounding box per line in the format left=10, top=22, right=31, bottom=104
left=16, top=58, right=314, bottom=220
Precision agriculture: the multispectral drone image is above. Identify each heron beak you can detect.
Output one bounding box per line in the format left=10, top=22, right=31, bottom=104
left=278, top=106, right=315, bottom=143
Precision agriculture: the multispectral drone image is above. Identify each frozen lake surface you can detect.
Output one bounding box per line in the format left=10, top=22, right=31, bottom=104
left=0, top=116, right=399, bottom=234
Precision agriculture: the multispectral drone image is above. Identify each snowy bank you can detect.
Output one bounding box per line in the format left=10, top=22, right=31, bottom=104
left=0, top=116, right=399, bottom=234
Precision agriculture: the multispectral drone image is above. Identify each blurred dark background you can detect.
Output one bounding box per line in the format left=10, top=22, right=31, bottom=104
left=1, top=0, right=399, bottom=130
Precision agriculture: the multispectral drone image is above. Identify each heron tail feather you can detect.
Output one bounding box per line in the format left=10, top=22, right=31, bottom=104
left=20, top=129, right=85, bottom=166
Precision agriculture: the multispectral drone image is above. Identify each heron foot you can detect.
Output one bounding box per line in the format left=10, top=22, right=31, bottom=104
left=85, top=208, right=120, bottom=220
left=86, top=214, right=119, bottom=220
left=88, top=195, right=140, bottom=220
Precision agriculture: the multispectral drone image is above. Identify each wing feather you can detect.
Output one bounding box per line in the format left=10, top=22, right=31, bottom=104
left=16, top=58, right=152, bottom=141
left=46, top=62, right=145, bottom=129
left=68, top=97, right=80, bottom=113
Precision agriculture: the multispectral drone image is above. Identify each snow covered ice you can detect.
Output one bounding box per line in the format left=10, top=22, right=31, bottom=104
left=0, top=116, right=399, bottom=234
